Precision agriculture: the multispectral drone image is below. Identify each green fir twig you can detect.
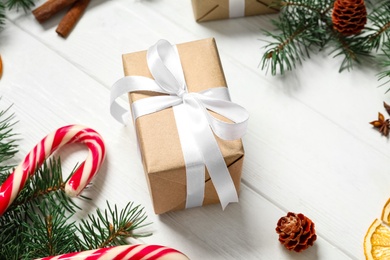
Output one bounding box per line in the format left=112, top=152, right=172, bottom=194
left=21, top=200, right=78, bottom=259
left=378, top=41, right=390, bottom=92
left=75, top=202, right=152, bottom=251
left=0, top=0, right=38, bottom=29
left=0, top=2, right=5, bottom=28
left=5, top=0, right=36, bottom=12
left=261, top=0, right=331, bottom=75
left=329, top=32, right=371, bottom=72
left=0, top=103, right=18, bottom=173
left=364, top=0, right=390, bottom=51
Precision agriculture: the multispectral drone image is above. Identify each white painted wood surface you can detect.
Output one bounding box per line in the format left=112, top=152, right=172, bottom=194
left=1, top=0, right=387, bottom=259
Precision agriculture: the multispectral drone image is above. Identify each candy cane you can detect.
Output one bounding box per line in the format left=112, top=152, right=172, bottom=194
left=0, top=124, right=105, bottom=216
left=37, top=244, right=190, bottom=260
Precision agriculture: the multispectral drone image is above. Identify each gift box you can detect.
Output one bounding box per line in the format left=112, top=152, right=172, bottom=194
left=191, top=0, right=279, bottom=22
left=120, top=38, right=246, bottom=214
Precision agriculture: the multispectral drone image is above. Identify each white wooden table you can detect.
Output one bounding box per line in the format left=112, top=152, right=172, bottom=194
left=1, top=1, right=387, bottom=259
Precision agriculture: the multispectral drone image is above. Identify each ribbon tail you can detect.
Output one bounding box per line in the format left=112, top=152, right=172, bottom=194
left=184, top=96, right=239, bottom=209
left=173, top=104, right=205, bottom=208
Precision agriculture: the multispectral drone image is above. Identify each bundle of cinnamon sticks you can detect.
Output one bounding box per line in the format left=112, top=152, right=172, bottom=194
left=32, top=0, right=91, bottom=38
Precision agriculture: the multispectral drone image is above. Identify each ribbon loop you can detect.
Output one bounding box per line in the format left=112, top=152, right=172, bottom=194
left=110, top=39, right=249, bottom=210
left=147, top=40, right=187, bottom=95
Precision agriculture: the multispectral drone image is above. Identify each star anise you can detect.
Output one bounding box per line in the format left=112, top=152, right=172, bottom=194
left=384, top=102, right=390, bottom=115
left=370, top=112, right=390, bottom=136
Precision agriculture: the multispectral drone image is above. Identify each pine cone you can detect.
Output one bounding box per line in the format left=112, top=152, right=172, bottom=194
left=276, top=212, right=317, bottom=252
left=332, top=0, right=367, bottom=36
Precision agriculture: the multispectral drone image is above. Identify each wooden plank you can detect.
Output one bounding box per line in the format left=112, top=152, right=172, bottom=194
left=3, top=1, right=382, bottom=258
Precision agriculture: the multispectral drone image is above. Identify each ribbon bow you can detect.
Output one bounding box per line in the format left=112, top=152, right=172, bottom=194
left=110, top=39, right=249, bottom=209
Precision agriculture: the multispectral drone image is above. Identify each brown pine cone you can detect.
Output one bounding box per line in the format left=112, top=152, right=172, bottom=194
left=332, top=0, right=367, bottom=36
left=276, top=212, right=317, bottom=252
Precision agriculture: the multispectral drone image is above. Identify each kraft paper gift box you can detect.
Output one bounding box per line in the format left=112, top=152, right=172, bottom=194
left=121, top=38, right=245, bottom=214
left=191, top=0, right=279, bottom=22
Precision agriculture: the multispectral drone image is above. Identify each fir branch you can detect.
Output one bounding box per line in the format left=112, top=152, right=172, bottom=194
left=0, top=103, right=19, bottom=173
left=0, top=159, right=79, bottom=260
left=0, top=0, right=38, bottom=29
left=378, top=41, right=390, bottom=92
left=329, top=32, right=371, bottom=72
left=364, top=0, right=390, bottom=51
left=5, top=0, right=36, bottom=12
left=261, top=0, right=330, bottom=75
left=262, top=23, right=308, bottom=75
left=76, top=201, right=152, bottom=251
left=0, top=200, right=28, bottom=259
left=20, top=200, right=78, bottom=259
left=0, top=2, right=5, bottom=28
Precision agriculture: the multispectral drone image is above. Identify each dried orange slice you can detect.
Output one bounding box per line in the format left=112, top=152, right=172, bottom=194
left=364, top=219, right=390, bottom=259
left=381, top=198, right=390, bottom=223
left=364, top=198, right=390, bottom=259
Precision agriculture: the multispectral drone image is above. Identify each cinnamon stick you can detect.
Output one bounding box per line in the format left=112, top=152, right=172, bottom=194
left=56, top=0, right=91, bottom=38
left=32, top=0, right=78, bottom=23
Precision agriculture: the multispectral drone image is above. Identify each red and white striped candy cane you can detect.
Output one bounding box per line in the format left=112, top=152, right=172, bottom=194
left=37, top=244, right=189, bottom=260
left=0, top=124, right=105, bottom=216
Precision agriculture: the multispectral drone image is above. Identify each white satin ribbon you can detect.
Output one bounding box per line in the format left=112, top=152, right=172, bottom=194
left=110, top=39, right=249, bottom=210
left=229, top=0, right=245, bottom=18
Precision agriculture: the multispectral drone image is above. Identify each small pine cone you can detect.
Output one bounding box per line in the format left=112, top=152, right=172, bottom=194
left=332, top=0, right=367, bottom=36
left=276, top=212, right=317, bottom=252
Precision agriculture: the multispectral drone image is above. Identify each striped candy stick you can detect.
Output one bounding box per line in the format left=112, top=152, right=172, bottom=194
left=0, top=124, right=106, bottom=216
left=37, top=244, right=190, bottom=260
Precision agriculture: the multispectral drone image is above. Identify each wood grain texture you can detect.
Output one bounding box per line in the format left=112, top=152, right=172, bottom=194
left=1, top=0, right=385, bottom=259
